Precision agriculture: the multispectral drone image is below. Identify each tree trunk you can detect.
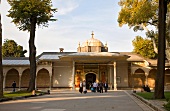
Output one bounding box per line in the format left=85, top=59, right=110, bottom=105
left=0, top=1, right=3, bottom=97
left=27, top=16, right=37, bottom=92
left=154, top=0, right=167, bottom=99
left=141, top=24, right=158, bottom=53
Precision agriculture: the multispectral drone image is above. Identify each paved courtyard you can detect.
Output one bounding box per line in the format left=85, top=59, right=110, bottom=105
left=0, top=90, right=155, bottom=111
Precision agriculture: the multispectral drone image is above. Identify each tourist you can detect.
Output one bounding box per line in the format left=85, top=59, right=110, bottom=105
left=79, top=81, right=83, bottom=94
left=99, top=81, right=103, bottom=93
left=83, top=80, right=87, bottom=94
left=12, top=81, right=16, bottom=92
left=92, top=81, right=98, bottom=92
left=104, top=81, right=108, bottom=92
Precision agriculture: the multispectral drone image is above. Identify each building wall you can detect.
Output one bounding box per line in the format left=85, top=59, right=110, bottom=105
left=116, top=61, right=129, bottom=88
left=53, top=61, right=73, bottom=87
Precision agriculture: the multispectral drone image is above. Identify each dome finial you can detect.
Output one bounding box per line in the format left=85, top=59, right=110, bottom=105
left=91, top=31, right=94, bottom=38
left=105, top=42, right=107, bottom=47
left=78, top=42, right=80, bottom=47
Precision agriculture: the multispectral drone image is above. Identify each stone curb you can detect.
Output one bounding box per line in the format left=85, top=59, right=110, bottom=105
left=0, top=92, right=49, bottom=102
left=132, top=93, right=167, bottom=111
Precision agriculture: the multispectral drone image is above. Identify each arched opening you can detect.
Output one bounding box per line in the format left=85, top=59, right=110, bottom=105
left=133, top=69, right=145, bottom=88
left=6, top=69, right=19, bottom=88
left=37, top=68, right=50, bottom=88
left=165, top=69, right=170, bottom=85
left=85, top=73, right=96, bottom=89
left=21, top=69, right=30, bottom=88
left=148, top=69, right=157, bottom=88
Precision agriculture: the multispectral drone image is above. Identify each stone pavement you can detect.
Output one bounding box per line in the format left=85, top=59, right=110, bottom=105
left=0, top=89, right=167, bottom=111
left=51, top=89, right=167, bottom=111
left=132, top=92, right=167, bottom=111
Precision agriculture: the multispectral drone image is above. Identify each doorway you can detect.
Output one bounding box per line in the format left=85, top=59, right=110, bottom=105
left=85, top=73, right=96, bottom=89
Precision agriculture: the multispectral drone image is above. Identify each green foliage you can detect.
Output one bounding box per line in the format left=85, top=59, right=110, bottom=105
left=118, top=0, right=158, bottom=28
left=132, top=36, right=157, bottom=59
left=7, top=0, right=57, bottom=31
left=2, top=39, right=27, bottom=57
left=165, top=100, right=170, bottom=111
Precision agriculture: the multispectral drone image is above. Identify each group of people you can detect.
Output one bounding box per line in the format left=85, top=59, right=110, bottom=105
left=79, top=80, right=108, bottom=94
left=90, top=81, right=108, bottom=93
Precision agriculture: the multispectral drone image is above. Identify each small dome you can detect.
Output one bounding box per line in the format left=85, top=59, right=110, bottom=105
left=81, top=32, right=104, bottom=47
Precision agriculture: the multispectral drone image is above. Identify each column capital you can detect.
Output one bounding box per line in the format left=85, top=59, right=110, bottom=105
left=145, top=72, right=149, bottom=76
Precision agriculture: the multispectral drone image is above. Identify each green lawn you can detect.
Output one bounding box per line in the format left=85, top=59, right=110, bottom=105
left=3, top=90, right=45, bottom=98
left=136, top=92, right=170, bottom=111
left=136, top=92, right=170, bottom=100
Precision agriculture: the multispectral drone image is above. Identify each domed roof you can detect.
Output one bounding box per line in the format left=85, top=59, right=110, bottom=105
left=81, top=32, right=104, bottom=47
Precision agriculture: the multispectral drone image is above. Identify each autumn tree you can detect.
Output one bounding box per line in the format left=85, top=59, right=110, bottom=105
left=7, top=0, right=57, bottom=92
left=118, top=0, right=169, bottom=99
left=132, top=36, right=157, bottom=59
left=2, top=39, right=27, bottom=57
left=118, top=0, right=158, bottom=53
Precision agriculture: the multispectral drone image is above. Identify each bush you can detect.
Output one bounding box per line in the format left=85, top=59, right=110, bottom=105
left=164, top=100, right=170, bottom=111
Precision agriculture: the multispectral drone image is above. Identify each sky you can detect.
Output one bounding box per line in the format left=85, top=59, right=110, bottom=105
left=1, top=0, right=146, bottom=57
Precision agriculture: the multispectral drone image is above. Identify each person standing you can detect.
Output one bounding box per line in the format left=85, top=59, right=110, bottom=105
left=92, top=81, right=98, bottom=92
left=79, top=81, right=83, bottom=94
left=99, top=81, right=103, bottom=93
left=12, top=81, right=16, bottom=92
left=104, top=81, right=108, bottom=92
left=83, top=80, right=87, bottom=94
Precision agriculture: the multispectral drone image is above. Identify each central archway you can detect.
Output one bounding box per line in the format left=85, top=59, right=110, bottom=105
left=85, top=73, right=96, bottom=89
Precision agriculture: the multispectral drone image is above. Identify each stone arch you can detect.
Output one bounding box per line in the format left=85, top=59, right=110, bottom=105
left=37, top=68, right=50, bottom=88
left=85, top=73, right=97, bottom=89
left=6, top=68, right=19, bottom=88
left=165, top=69, right=170, bottom=85
left=21, top=68, right=30, bottom=88
left=132, top=68, right=145, bottom=88
left=148, top=69, right=156, bottom=88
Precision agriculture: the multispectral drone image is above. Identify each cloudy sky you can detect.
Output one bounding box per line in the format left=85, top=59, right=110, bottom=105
left=1, top=0, right=146, bottom=57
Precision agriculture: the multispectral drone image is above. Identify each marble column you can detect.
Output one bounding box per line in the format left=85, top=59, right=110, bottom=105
left=3, top=74, right=6, bottom=89
left=109, top=67, right=112, bottom=90
left=72, top=61, right=75, bottom=90
left=19, top=74, right=22, bottom=90
left=49, top=73, right=52, bottom=90
left=35, top=73, right=37, bottom=90
left=145, top=72, right=149, bottom=86
left=114, top=62, right=117, bottom=91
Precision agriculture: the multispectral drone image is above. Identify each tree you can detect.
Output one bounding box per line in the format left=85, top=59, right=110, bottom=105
left=118, top=0, right=169, bottom=99
left=118, top=0, right=158, bottom=53
left=132, top=36, right=157, bottom=59
left=154, top=0, right=167, bottom=99
left=0, top=0, right=3, bottom=98
left=7, top=0, right=57, bottom=92
left=2, top=39, right=27, bottom=57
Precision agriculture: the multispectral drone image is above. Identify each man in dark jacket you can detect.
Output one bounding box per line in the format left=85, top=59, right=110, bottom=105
left=99, top=81, right=103, bottom=93
left=103, top=81, right=108, bottom=92
left=12, top=81, right=16, bottom=92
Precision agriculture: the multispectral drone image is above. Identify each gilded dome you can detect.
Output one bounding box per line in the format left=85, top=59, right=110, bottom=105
left=81, top=32, right=104, bottom=47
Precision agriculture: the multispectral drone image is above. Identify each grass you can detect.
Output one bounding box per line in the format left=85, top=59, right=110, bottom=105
left=136, top=92, right=170, bottom=100
left=2, top=90, right=45, bottom=98
left=136, top=92, right=170, bottom=111
left=165, top=101, right=170, bottom=111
